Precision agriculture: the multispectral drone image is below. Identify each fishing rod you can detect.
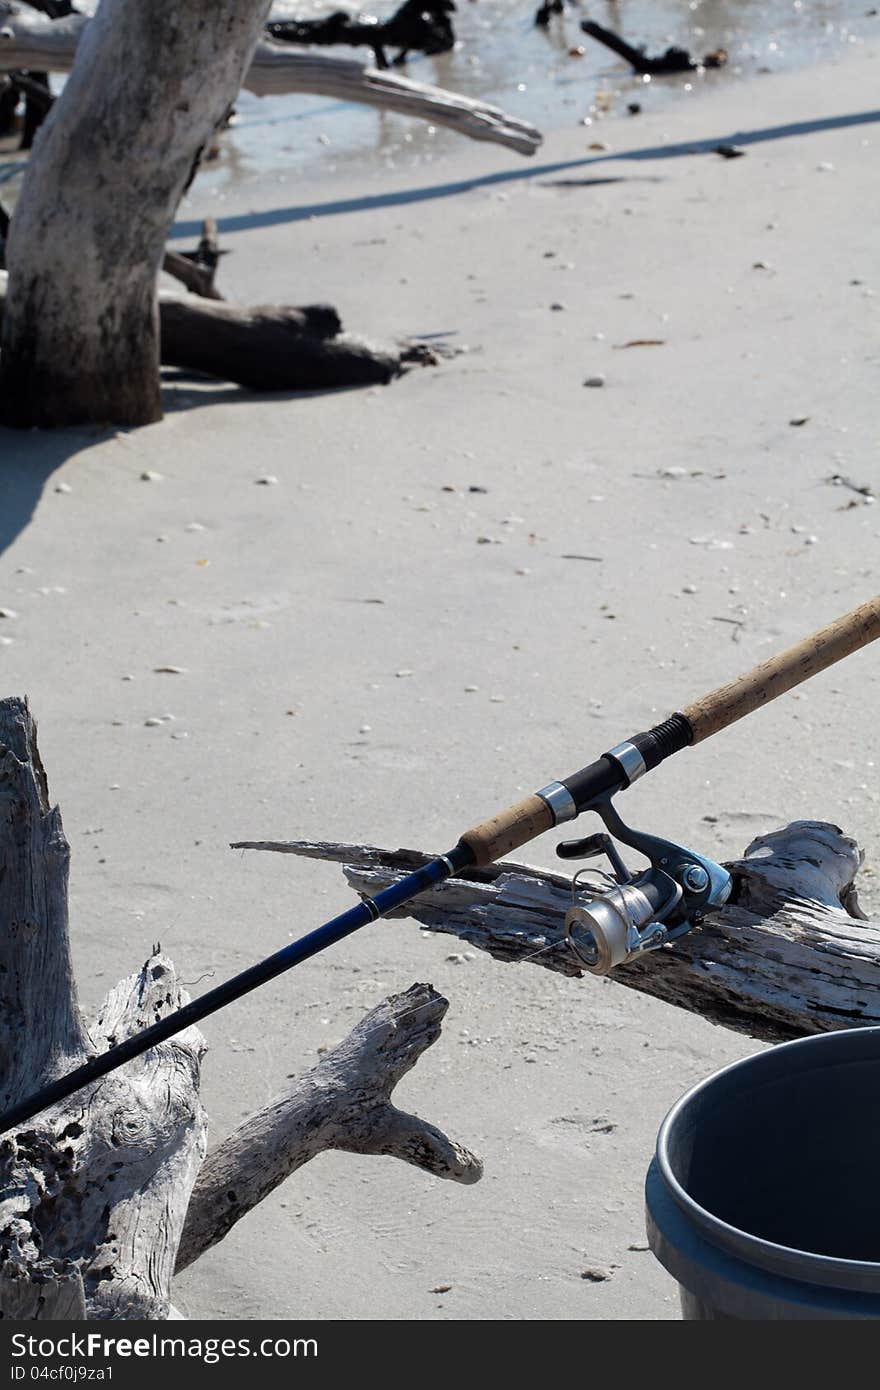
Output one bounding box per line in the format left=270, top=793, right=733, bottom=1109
left=1, top=597, right=878, bottom=1137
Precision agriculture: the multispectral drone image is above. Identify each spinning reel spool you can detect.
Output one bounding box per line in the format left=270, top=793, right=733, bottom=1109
left=557, top=799, right=733, bottom=976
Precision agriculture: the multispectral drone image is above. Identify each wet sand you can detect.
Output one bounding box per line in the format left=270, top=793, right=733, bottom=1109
left=1, top=39, right=879, bottom=1320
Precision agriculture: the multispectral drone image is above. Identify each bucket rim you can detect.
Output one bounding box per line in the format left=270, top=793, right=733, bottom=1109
left=656, top=1025, right=880, bottom=1293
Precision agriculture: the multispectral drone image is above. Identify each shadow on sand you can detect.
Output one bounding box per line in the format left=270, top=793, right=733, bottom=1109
left=0, top=429, right=113, bottom=561
left=172, top=107, right=880, bottom=239
left=0, top=373, right=380, bottom=558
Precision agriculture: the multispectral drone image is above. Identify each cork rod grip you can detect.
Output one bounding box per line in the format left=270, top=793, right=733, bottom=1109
left=458, top=793, right=554, bottom=867
left=683, top=596, right=880, bottom=744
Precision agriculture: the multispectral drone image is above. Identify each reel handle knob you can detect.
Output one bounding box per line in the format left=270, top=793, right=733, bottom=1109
left=557, top=832, right=632, bottom=883
left=556, top=833, right=612, bottom=860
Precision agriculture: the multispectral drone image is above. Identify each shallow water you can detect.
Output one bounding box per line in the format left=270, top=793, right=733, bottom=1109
left=0, top=0, right=871, bottom=204
left=210, top=0, right=876, bottom=188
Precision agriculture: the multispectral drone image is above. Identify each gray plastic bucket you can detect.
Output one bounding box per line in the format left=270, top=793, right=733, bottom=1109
left=645, top=1026, right=880, bottom=1319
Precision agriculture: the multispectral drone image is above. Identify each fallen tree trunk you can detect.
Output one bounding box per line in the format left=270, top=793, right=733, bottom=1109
left=0, top=10, right=542, bottom=155
left=158, top=293, right=420, bottom=389
left=237, top=824, right=879, bottom=1044
left=0, top=697, right=480, bottom=1320
left=0, top=269, right=428, bottom=393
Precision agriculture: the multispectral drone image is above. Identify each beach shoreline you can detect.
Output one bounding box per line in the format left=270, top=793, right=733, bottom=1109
left=1, top=37, right=879, bottom=1320
left=188, top=0, right=880, bottom=191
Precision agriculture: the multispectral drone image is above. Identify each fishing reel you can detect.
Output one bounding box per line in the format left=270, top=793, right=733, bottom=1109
left=558, top=797, right=732, bottom=975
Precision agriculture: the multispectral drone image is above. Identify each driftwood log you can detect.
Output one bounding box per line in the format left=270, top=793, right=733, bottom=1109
left=580, top=20, right=727, bottom=76
left=0, top=270, right=431, bottom=393
left=156, top=293, right=428, bottom=390
left=267, top=0, right=456, bottom=71
left=0, top=9, right=541, bottom=155
left=0, top=697, right=480, bottom=1320
left=237, top=824, right=879, bottom=1044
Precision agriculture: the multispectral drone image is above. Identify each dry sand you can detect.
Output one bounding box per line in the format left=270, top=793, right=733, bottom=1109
left=1, top=41, right=879, bottom=1321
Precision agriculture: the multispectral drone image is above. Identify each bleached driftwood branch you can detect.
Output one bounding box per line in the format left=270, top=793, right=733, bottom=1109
left=176, top=980, right=481, bottom=1272
left=0, top=697, right=478, bottom=1320
left=242, top=46, right=541, bottom=153
left=0, top=10, right=542, bottom=154
left=235, top=823, right=879, bottom=1044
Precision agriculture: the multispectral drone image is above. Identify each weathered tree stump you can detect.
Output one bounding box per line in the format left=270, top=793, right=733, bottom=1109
left=0, top=698, right=480, bottom=1320
left=0, top=0, right=278, bottom=427
left=0, top=2, right=537, bottom=427
left=242, top=824, right=879, bottom=1044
